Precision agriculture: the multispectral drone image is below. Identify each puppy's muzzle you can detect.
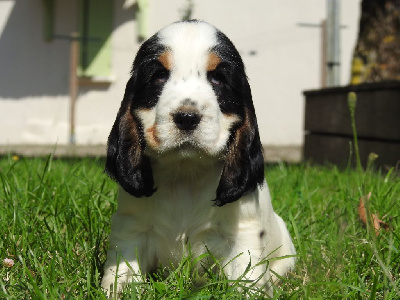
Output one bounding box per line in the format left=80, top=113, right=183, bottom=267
left=173, top=111, right=202, bottom=131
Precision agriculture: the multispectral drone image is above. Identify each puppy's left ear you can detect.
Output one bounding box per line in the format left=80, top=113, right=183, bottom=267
left=214, top=77, right=265, bottom=206
left=105, top=77, right=156, bottom=198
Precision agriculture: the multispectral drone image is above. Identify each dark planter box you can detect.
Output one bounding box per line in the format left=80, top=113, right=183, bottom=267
left=303, top=81, right=400, bottom=168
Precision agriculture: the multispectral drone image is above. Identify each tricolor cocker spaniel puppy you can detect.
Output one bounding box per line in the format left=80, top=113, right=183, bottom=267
left=102, top=20, right=296, bottom=295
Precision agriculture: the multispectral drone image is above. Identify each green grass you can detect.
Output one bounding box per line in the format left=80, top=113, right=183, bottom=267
left=0, top=154, right=399, bottom=299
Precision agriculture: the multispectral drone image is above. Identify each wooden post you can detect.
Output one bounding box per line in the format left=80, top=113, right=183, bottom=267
left=321, top=20, right=327, bottom=88
left=69, top=33, right=79, bottom=145
left=298, top=16, right=345, bottom=88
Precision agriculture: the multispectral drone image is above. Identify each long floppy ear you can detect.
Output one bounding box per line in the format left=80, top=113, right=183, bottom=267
left=105, top=77, right=156, bottom=198
left=214, top=77, right=265, bottom=206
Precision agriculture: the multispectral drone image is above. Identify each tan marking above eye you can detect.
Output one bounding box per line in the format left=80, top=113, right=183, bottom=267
left=207, top=52, right=221, bottom=71
left=158, top=51, right=172, bottom=70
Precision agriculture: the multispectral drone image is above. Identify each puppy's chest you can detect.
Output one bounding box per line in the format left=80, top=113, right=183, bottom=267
left=118, top=182, right=220, bottom=238
left=146, top=188, right=217, bottom=241
left=150, top=207, right=212, bottom=249
left=136, top=194, right=220, bottom=263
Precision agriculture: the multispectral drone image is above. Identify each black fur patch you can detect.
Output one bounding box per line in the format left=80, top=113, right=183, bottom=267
left=130, top=35, right=169, bottom=110
left=104, top=34, right=167, bottom=198
left=211, top=29, right=265, bottom=206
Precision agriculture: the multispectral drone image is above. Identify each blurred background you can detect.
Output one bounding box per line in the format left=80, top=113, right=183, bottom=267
left=0, top=0, right=398, bottom=164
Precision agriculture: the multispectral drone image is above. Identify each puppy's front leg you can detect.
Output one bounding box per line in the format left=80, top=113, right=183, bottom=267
left=101, top=239, right=143, bottom=295
left=223, top=248, right=271, bottom=286
left=102, top=214, right=150, bottom=295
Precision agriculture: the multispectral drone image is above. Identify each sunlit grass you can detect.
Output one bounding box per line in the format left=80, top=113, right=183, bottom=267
left=0, top=154, right=398, bottom=299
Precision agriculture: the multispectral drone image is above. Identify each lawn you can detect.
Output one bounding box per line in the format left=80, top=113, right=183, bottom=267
left=0, top=155, right=398, bottom=299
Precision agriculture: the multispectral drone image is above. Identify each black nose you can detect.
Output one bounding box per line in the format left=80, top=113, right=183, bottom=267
left=173, top=111, right=201, bottom=131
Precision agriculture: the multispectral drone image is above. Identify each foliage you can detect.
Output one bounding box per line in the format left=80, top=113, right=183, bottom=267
left=351, top=0, right=400, bottom=83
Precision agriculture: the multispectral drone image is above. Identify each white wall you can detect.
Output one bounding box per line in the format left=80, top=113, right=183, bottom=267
left=0, top=0, right=75, bottom=144
left=0, top=0, right=135, bottom=145
left=0, top=0, right=361, bottom=146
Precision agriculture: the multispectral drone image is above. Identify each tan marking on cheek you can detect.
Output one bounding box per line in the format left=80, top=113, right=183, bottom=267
left=207, top=52, right=221, bottom=71
left=121, top=103, right=142, bottom=165
left=146, top=125, right=160, bottom=149
left=224, top=108, right=251, bottom=171
left=158, top=51, right=173, bottom=70
left=223, top=113, right=241, bottom=124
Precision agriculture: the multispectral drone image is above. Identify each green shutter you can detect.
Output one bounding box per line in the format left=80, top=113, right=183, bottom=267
left=42, top=0, right=55, bottom=41
left=78, top=0, right=113, bottom=77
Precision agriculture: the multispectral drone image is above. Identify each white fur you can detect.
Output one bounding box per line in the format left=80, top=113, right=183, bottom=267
left=102, top=161, right=296, bottom=295
left=138, top=21, right=238, bottom=157
left=102, top=21, right=296, bottom=296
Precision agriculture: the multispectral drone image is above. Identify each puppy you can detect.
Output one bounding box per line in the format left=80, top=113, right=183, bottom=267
left=102, top=20, right=296, bottom=296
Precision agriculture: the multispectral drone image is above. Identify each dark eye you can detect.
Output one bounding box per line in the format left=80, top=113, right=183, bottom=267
left=207, top=71, right=225, bottom=87
left=152, top=69, right=169, bottom=85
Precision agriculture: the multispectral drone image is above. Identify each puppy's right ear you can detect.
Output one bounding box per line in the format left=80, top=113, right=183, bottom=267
left=105, top=77, right=156, bottom=198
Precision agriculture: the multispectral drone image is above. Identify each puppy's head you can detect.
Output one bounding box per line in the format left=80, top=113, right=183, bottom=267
left=106, top=20, right=264, bottom=206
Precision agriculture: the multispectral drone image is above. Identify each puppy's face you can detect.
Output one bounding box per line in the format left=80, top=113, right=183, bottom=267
left=133, top=22, right=243, bottom=157
left=106, top=21, right=265, bottom=206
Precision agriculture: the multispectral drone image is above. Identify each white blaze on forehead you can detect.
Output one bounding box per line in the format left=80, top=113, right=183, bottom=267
left=157, top=22, right=218, bottom=76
